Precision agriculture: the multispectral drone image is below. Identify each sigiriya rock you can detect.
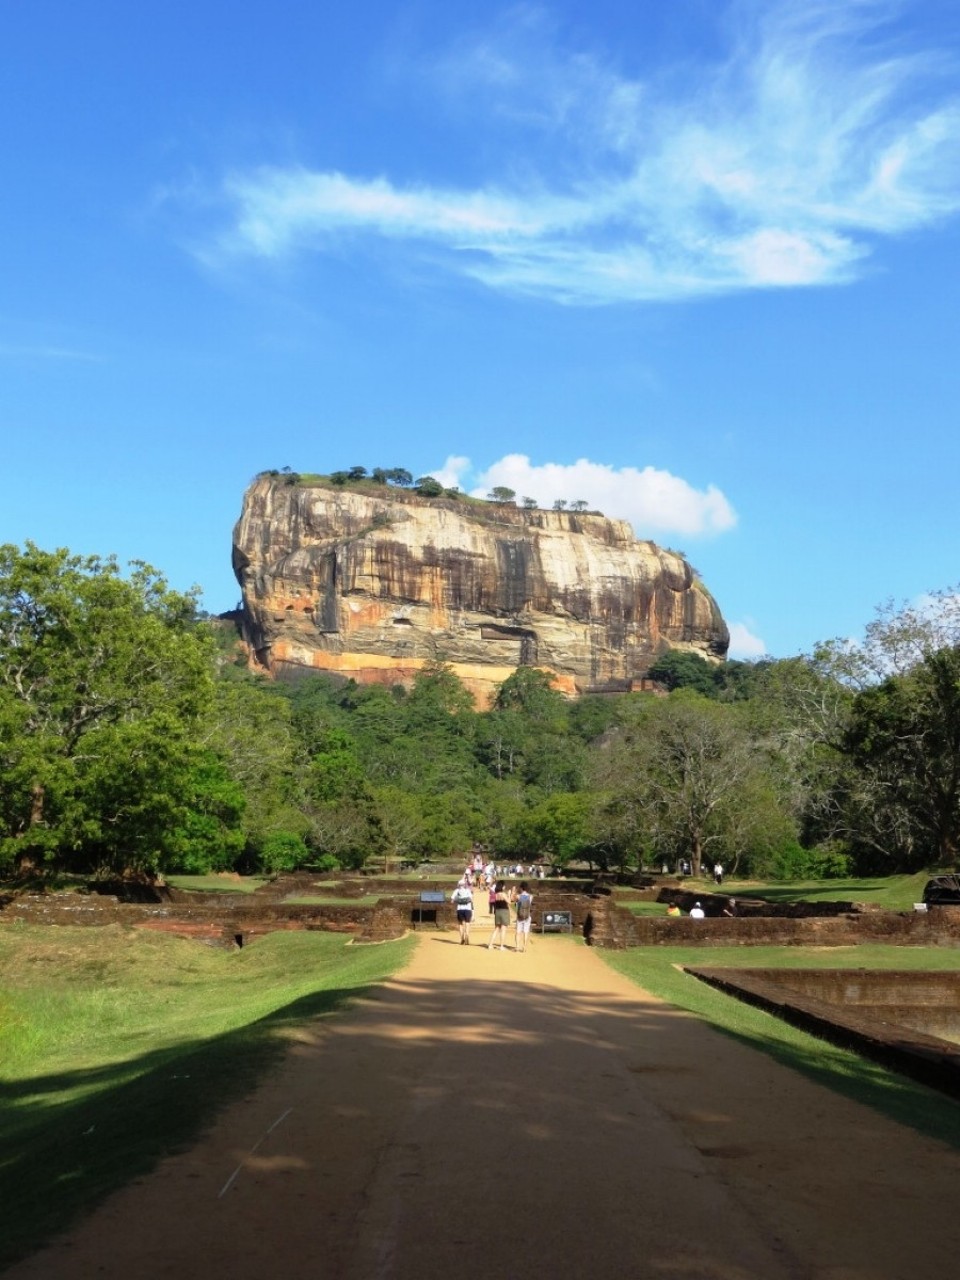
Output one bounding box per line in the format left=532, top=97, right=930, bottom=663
left=232, top=473, right=729, bottom=706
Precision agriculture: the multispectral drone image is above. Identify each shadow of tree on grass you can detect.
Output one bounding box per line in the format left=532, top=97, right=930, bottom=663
left=0, top=983, right=374, bottom=1270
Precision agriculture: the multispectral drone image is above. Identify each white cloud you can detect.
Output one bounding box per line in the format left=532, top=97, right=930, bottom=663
left=727, top=621, right=768, bottom=660
left=433, top=455, right=471, bottom=488
left=209, top=1, right=960, bottom=303
left=434, top=453, right=736, bottom=537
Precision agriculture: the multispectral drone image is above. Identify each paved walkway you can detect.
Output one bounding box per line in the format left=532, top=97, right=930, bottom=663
left=9, top=923, right=960, bottom=1280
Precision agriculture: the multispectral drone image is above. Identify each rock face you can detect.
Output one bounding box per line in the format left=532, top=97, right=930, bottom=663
left=232, top=476, right=729, bottom=706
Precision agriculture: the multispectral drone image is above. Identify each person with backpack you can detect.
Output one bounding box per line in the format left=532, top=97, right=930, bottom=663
left=451, top=879, right=474, bottom=945
left=514, top=881, right=534, bottom=953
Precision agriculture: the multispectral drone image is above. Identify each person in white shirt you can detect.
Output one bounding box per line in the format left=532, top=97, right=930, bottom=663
left=451, top=880, right=474, bottom=945
left=689, top=901, right=705, bottom=920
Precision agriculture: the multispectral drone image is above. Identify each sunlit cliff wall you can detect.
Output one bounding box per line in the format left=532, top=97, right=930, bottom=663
left=232, top=476, right=729, bottom=707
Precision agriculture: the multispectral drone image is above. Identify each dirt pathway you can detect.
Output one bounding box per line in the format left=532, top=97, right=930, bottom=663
left=9, top=923, right=960, bottom=1280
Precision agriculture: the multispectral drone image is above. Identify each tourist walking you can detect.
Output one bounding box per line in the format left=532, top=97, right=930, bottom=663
left=488, top=881, right=512, bottom=951
left=514, top=881, right=534, bottom=952
left=714, top=861, right=724, bottom=886
left=451, top=879, right=474, bottom=945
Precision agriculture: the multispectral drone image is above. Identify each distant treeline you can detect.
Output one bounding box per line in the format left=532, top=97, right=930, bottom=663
left=4, top=540, right=960, bottom=883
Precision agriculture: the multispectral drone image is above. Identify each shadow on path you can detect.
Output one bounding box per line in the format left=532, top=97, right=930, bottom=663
left=7, top=935, right=960, bottom=1280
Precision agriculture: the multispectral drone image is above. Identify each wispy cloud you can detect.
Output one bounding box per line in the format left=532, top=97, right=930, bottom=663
left=208, top=1, right=960, bottom=303
left=0, top=342, right=103, bottom=363
left=434, top=454, right=736, bottom=537
left=727, top=620, right=768, bottom=660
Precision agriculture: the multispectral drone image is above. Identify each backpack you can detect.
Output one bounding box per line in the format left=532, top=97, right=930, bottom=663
left=516, top=895, right=531, bottom=921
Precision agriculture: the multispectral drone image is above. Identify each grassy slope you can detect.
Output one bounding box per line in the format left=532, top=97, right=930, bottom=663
left=602, top=943, right=960, bottom=1151
left=0, top=923, right=414, bottom=1268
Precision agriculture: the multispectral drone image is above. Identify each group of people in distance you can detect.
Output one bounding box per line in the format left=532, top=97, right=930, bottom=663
left=666, top=898, right=738, bottom=918
left=459, top=853, right=547, bottom=887
left=450, top=875, right=534, bottom=952
left=666, top=859, right=724, bottom=884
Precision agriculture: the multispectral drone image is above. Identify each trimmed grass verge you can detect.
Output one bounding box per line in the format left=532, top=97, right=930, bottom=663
left=0, top=923, right=414, bottom=1269
left=602, top=944, right=960, bottom=1150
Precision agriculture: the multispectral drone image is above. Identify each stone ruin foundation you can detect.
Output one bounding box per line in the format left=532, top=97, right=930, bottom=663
left=5, top=874, right=960, bottom=1096
left=687, top=966, right=960, bottom=1100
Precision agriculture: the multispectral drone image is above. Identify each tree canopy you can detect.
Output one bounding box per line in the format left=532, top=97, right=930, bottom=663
left=7, top=537, right=960, bottom=882
left=0, top=543, right=222, bottom=876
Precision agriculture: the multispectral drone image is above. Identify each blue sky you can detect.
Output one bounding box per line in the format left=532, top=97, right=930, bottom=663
left=4, top=0, right=960, bottom=659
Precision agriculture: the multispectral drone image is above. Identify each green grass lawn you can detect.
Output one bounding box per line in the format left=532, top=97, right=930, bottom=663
left=165, top=873, right=269, bottom=894
left=616, top=872, right=931, bottom=913
left=0, top=922, right=414, bottom=1268
left=727, top=872, right=931, bottom=910
left=602, top=943, right=960, bottom=1149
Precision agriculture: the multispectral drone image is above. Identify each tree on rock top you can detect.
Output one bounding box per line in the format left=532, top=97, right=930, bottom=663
left=488, top=486, right=516, bottom=504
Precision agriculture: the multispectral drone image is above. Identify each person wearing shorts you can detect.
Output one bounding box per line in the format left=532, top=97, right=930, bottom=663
left=451, top=880, right=474, bottom=945
left=514, top=881, right=534, bottom=952
left=488, top=880, right=511, bottom=951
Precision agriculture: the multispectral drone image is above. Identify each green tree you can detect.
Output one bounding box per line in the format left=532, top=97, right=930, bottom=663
left=518, top=793, right=593, bottom=865
left=842, top=646, right=960, bottom=869
left=816, top=586, right=960, bottom=689
left=598, top=691, right=786, bottom=876
left=494, top=667, right=566, bottom=726
left=567, top=694, right=622, bottom=743
left=167, top=751, right=246, bottom=874
left=647, top=650, right=718, bottom=696
left=475, top=710, right=528, bottom=780
left=205, top=678, right=304, bottom=855
left=0, top=543, right=216, bottom=876
left=407, top=662, right=476, bottom=728
left=487, top=486, right=516, bottom=504
left=259, top=831, right=311, bottom=873
left=373, top=785, right=427, bottom=862
left=483, top=668, right=586, bottom=792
